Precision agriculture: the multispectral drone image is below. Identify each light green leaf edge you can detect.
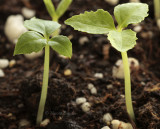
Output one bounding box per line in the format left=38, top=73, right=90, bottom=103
left=48, top=35, right=72, bottom=58
left=56, top=0, right=72, bottom=19
left=43, top=0, right=57, bottom=20
left=24, top=18, right=61, bottom=37
left=14, top=31, right=47, bottom=55
left=65, top=9, right=116, bottom=34
left=114, top=3, right=149, bottom=28
left=108, top=29, right=137, bottom=52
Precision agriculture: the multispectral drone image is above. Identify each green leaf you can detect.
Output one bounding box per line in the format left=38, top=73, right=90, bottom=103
left=56, top=0, right=72, bottom=19
left=24, top=18, right=61, bottom=37
left=65, top=9, right=116, bottom=34
left=43, top=0, right=57, bottom=20
left=48, top=35, right=72, bottom=58
left=108, top=29, right=137, bottom=52
left=14, top=31, right=47, bottom=55
left=114, top=3, right=149, bottom=28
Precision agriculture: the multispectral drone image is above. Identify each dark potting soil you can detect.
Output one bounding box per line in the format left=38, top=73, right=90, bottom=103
left=0, top=0, right=160, bottom=129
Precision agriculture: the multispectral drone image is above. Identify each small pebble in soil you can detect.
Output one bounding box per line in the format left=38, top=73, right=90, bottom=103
left=87, top=83, right=94, bottom=90
left=133, top=25, right=142, bottom=32
left=68, top=35, right=73, bottom=40
left=112, top=57, right=139, bottom=79
left=111, top=120, right=133, bottom=129
left=0, top=69, right=5, bottom=77
left=112, top=59, right=124, bottom=79
left=90, top=87, right=97, bottom=95
left=140, top=31, right=153, bottom=39
left=40, top=118, right=50, bottom=127
left=106, top=84, right=113, bottom=89
left=61, top=24, right=67, bottom=29
left=4, top=15, right=27, bottom=44
left=79, top=54, right=84, bottom=59
left=104, top=0, right=119, bottom=5
left=64, top=69, right=72, bottom=76
left=0, top=59, right=9, bottom=69
left=140, top=81, right=145, bottom=86
left=79, top=36, right=89, bottom=45
left=94, top=73, right=104, bottom=79
left=103, top=113, right=113, bottom=125
left=9, top=59, right=16, bottom=68
left=7, top=113, right=13, bottom=117
left=18, top=103, right=24, bottom=108
left=120, top=94, right=125, bottom=98
left=128, top=58, right=139, bottom=71
left=81, top=102, right=91, bottom=112
left=112, top=120, right=120, bottom=129
left=157, top=19, right=160, bottom=30
left=24, top=51, right=43, bottom=60
left=76, top=97, right=87, bottom=105
left=21, top=7, right=36, bottom=19
left=101, top=126, right=111, bottom=129
left=129, top=0, right=140, bottom=2
left=19, top=119, right=31, bottom=128
left=7, top=113, right=16, bottom=120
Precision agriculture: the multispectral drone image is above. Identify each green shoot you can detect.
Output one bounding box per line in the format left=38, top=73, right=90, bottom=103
left=43, top=0, right=72, bottom=22
left=43, top=0, right=72, bottom=47
left=154, top=0, right=160, bottom=20
left=14, top=18, right=72, bottom=125
left=65, top=3, right=149, bottom=121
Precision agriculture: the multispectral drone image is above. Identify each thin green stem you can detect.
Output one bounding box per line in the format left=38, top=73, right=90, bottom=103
left=154, top=0, right=160, bottom=20
left=36, top=45, right=50, bottom=125
left=52, top=16, right=58, bottom=22
left=52, top=18, right=60, bottom=37
left=121, top=51, right=135, bottom=121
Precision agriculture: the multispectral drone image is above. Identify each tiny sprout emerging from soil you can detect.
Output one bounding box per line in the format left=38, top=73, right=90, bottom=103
left=13, top=18, right=72, bottom=125
left=65, top=3, right=149, bottom=121
left=43, top=0, right=72, bottom=42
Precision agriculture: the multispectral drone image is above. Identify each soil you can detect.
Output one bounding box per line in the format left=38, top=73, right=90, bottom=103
left=0, top=0, right=160, bottom=129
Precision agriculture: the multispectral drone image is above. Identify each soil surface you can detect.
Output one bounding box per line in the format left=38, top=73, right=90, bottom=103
left=0, top=0, right=160, bottom=129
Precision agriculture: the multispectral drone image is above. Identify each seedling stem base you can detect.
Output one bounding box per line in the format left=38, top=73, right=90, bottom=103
left=121, top=51, right=135, bottom=121
left=36, top=45, right=50, bottom=125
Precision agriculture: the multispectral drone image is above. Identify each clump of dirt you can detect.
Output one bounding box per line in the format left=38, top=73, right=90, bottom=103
left=136, top=83, right=160, bottom=129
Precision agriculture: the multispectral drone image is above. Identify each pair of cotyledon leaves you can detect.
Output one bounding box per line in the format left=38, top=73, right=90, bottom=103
left=44, top=0, right=72, bottom=20
left=14, top=18, right=72, bottom=58
left=65, top=3, right=149, bottom=52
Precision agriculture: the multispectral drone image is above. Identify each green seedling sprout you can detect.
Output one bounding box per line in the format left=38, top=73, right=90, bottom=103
left=13, top=18, right=72, bottom=125
left=16, top=0, right=72, bottom=125
left=44, top=0, right=72, bottom=36
left=154, top=0, right=160, bottom=20
left=65, top=3, right=149, bottom=121
left=44, top=0, right=72, bottom=22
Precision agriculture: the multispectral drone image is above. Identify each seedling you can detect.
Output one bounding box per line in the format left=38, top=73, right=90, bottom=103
left=65, top=3, right=149, bottom=121
left=43, top=0, right=72, bottom=38
left=43, top=0, right=72, bottom=39
left=14, top=18, right=72, bottom=124
left=154, top=0, right=160, bottom=20
left=44, top=0, right=72, bottom=22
